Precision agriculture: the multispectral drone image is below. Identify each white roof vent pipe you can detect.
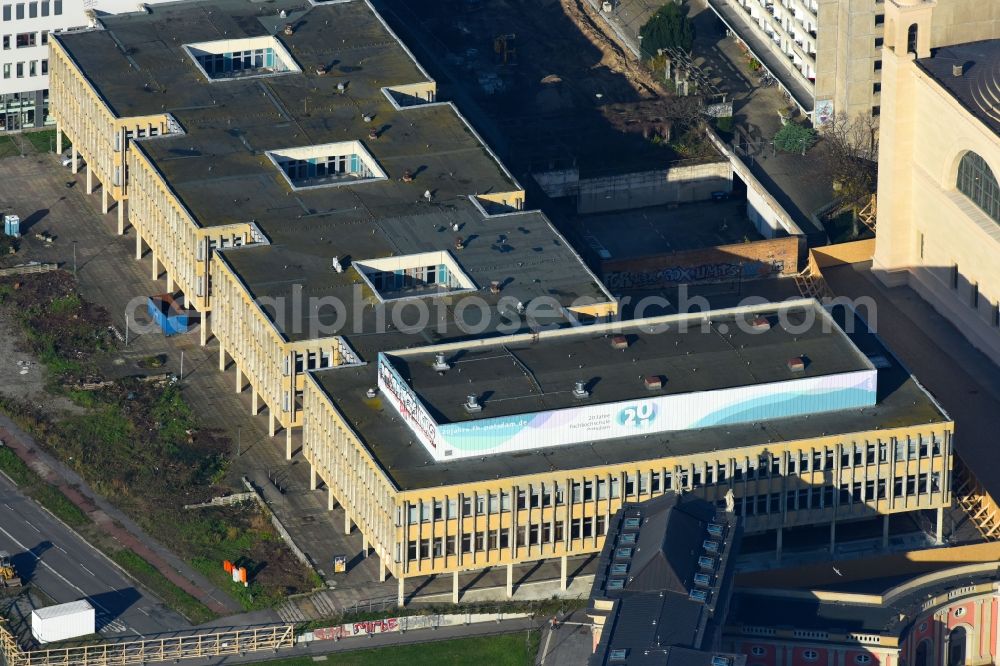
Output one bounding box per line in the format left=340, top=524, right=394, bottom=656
left=464, top=394, right=482, bottom=413
left=433, top=353, right=451, bottom=373
left=573, top=380, right=590, bottom=399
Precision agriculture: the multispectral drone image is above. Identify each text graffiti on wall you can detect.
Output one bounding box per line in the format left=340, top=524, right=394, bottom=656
left=378, top=354, right=438, bottom=449
left=603, top=260, right=785, bottom=290
left=313, top=618, right=401, bottom=641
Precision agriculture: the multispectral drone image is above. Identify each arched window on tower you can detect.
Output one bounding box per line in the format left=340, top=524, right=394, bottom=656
left=957, top=151, right=1000, bottom=223
left=907, top=24, right=918, bottom=54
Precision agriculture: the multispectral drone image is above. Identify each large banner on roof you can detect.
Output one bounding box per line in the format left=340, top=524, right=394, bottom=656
left=378, top=353, right=876, bottom=461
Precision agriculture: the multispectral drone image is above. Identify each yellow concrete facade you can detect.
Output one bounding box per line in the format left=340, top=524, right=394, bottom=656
left=873, top=1, right=1000, bottom=366
left=302, top=354, right=953, bottom=584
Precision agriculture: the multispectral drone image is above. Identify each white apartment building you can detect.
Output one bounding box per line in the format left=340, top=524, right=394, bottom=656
left=0, top=0, right=172, bottom=131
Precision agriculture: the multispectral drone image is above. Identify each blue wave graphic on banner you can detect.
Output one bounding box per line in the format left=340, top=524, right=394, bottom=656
left=690, top=388, right=876, bottom=428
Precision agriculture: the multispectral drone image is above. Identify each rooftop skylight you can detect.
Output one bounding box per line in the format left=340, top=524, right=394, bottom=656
left=266, top=141, right=386, bottom=191
left=183, top=36, right=300, bottom=82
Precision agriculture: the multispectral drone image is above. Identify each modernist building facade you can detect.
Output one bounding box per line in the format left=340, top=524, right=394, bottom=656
left=873, top=0, right=1000, bottom=367
left=707, top=0, right=1000, bottom=122
left=301, top=300, right=954, bottom=603
left=51, top=0, right=954, bottom=603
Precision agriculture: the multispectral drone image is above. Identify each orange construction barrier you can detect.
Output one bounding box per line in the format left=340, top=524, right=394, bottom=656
left=239, top=567, right=247, bottom=583
left=223, top=560, right=233, bottom=574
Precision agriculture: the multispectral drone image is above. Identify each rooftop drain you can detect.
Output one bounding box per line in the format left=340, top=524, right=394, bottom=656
left=183, top=36, right=300, bottom=82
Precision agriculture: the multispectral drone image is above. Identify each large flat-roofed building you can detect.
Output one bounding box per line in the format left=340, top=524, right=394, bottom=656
left=49, top=0, right=616, bottom=454
left=874, top=0, right=1000, bottom=368
left=301, top=299, right=953, bottom=602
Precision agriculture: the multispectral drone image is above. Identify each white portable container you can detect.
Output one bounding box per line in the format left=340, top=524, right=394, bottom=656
left=31, top=600, right=96, bottom=644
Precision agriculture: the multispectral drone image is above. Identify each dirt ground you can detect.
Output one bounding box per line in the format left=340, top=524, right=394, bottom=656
left=388, top=0, right=701, bottom=175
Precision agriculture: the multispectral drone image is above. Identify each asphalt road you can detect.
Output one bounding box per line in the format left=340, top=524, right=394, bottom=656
left=0, top=470, right=188, bottom=639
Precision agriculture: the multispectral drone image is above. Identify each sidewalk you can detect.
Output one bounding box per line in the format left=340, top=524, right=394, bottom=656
left=0, top=413, right=243, bottom=617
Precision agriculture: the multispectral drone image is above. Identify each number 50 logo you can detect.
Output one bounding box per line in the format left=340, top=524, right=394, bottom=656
left=618, top=402, right=657, bottom=428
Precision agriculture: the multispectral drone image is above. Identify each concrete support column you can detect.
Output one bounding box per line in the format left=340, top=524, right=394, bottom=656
left=117, top=199, right=125, bottom=235
left=71, top=145, right=78, bottom=174
left=135, top=233, right=142, bottom=260
left=829, top=519, right=836, bottom=553
left=776, top=527, right=783, bottom=561
left=309, top=465, right=317, bottom=491
left=56, top=125, right=62, bottom=155
left=86, top=164, right=93, bottom=194
left=506, top=564, right=513, bottom=599
left=345, top=512, right=352, bottom=536
left=200, top=312, right=208, bottom=347
left=452, top=570, right=459, bottom=604
left=398, top=577, right=405, bottom=607
left=218, top=345, right=226, bottom=371
left=166, top=273, right=174, bottom=294
left=268, top=410, right=276, bottom=437
left=560, top=555, right=568, bottom=592
left=882, top=514, right=890, bottom=549
left=285, top=426, right=292, bottom=460
left=101, top=188, right=109, bottom=214
left=235, top=366, right=242, bottom=393
left=251, top=390, right=258, bottom=416
left=936, top=506, right=944, bottom=545
left=362, top=533, right=368, bottom=556
left=327, top=487, right=334, bottom=511
left=379, top=560, right=386, bottom=583
left=151, top=252, right=158, bottom=281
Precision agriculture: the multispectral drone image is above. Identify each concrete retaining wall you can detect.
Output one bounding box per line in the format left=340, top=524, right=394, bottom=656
left=299, top=612, right=533, bottom=643
left=811, top=239, right=876, bottom=267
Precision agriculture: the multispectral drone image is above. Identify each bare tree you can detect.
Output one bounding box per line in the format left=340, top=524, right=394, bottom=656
left=819, top=112, right=879, bottom=204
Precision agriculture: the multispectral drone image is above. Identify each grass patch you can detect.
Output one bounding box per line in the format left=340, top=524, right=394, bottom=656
left=0, top=445, right=88, bottom=527
left=258, top=632, right=541, bottom=666
left=111, top=549, right=215, bottom=625
left=0, top=135, right=18, bottom=158
left=22, top=129, right=67, bottom=154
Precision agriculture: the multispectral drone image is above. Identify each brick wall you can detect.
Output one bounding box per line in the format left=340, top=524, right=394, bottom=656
left=600, top=236, right=800, bottom=290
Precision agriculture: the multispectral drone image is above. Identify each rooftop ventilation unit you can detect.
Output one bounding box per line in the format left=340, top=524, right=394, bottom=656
left=751, top=316, right=771, bottom=331
left=702, top=540, right=720, bottom=553
left=623, top=517, right=641, bottom=530
left=712, top=657, right=732, bottom=666
left=611, top=335, right=629, bottom=350
left=787, top=356, right=806, bottom=372
left=365, top=387, right=377, bottom=399
left=688, top=588, right=709, bottom=603
left=433, top=353, right=451, bottom=372
left=698, top=555, right=715, bottom=571
left=610, top=649, right=628, bottom=662
left=707, top=523, right=724, bottom=537
left=332, top=256, right=344, bottom=273
left=643, top=375, right=663, bottom=390
left=573, top=380, right=590, bottom=399
left=610, top=563, right=628, bottom=575
left=619, top=532, right=636, bottom=544
left=464, top=394, right=482, bottom=413
left=693, top=572, right=711, bottom=587
left=615, top=547, right=633, bottom=560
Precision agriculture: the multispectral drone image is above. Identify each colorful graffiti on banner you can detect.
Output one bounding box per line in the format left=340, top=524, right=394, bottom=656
left=378, top=353, right=439, bottom=450
left=313, top=618, right=401, bottom=641
left=603, top=259, right=784, bottom=290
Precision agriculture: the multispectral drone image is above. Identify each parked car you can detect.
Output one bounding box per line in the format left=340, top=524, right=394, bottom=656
left=61, top=156, right=83, bottom=168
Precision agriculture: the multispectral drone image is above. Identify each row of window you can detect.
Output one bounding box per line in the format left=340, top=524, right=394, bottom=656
left=401, top=440, right=944, bottom=524
left=405, top=516, right=610, bottom=560
left=1, top=57, right=45, bottom=78
left=1, top=0, right=61, bottom=21
left=1, top=28, right=45, bottom=49
left=196, top=48, right=276, bottom=77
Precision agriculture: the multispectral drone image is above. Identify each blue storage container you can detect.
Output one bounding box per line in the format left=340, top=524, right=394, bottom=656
left=147, top=293, right=191, bottom=336
left=3, top=215, right=20, bottom=238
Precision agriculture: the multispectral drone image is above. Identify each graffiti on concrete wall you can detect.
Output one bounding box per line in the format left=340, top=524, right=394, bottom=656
left=603, top=259, right=785, bottom=290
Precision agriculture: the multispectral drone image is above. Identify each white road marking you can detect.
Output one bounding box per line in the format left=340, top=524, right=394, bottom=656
left=81, top=564, right=95, bottom=576
left=539, top=626, right=555, bottom=666
left=55, top=544, right=67, bottom=553
left=0, top=522, right=131, bottom=634
left=138, top=607, right=150, bottom=617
